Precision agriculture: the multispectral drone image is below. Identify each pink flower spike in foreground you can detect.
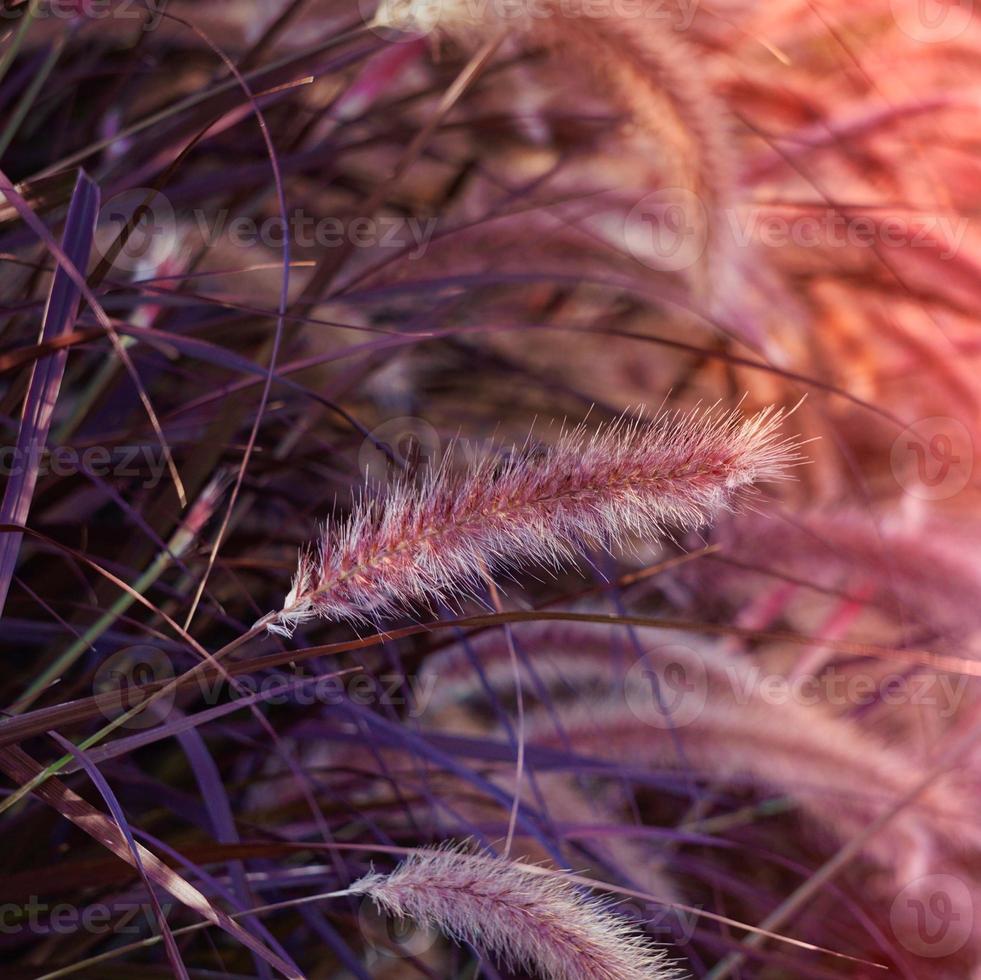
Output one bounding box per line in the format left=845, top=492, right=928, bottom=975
left=349, top=847, right=684, bottom=980
left=272, top=405, right=801, bottom=634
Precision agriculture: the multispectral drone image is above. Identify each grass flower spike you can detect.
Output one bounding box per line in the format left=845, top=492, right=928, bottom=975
left=380, top=0, right=737, bottom=300
left=349, top=847, right=684, bottom=980
left=8, top=5, right=981, bottom=978
left=273, top=406, right=800, bottom=632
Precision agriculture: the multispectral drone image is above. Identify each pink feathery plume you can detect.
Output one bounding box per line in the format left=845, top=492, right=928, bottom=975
left=518, top=640, right=979, bottom=890
left=421, top=618, right=689, bottom=712
left=378, top=0, right=738, bottom=300
left=700, top=509, right=981, bottom=644
left=348, top=846, right=684, bottom=980
left=272, top=406, right=800, bottom=633
left=420, top=619, right=979, bottom=883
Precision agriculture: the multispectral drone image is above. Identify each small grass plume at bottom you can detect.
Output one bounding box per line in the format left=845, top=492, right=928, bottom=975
left=349, top=844, right=686, bottom=980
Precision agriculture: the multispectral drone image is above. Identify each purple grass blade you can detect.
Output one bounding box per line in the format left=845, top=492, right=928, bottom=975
left=60, top=670, right=358, bottom=767
left=47, top=732, right=190, bottom=980
left=136, top=828, right=301, bottom=976
left=174, top=718, right=273, bottom=980
left=0, top=170, right=98, bottom=617
left=0, top=744, right=303, bottom=978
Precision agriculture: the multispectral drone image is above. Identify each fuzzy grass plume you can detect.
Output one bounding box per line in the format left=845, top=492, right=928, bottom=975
left=349, top=846, right=684, bottom=980
left=378, top=0, right=737, bottom=299
left=273, top=406, right=800, bottom=632
left=518, top=641, right=979, bottom=889
left=420, top=619, right=979, bottom=891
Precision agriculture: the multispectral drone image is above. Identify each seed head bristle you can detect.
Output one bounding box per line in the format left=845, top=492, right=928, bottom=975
left=272, top=406, right=801, bottom=634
